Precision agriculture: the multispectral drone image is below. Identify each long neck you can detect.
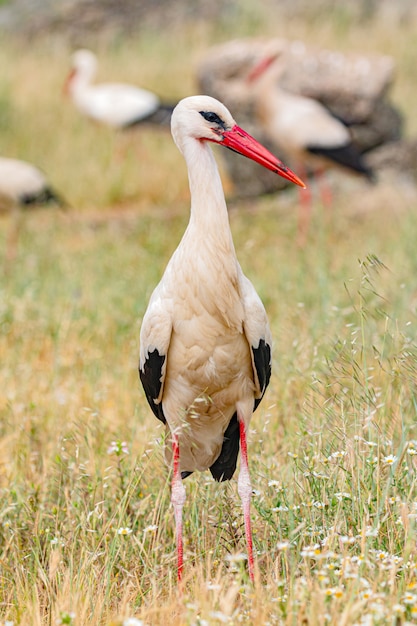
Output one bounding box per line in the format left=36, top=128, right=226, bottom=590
left=182, top=138, right=235, bottom=251
left=71, top=68, right=93, bottom=98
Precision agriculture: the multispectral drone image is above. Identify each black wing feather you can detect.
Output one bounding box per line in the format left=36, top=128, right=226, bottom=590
left=139, top=348, right=167, bottom=424
left=210, top=338, right=272, bottom=482
left=308, top=144, right=375, bottom=181
left=210, top=412, right=240, bottom=482
left=253, top=338, right=272, bottom=410
left=123, top=104, right=175, bottom=128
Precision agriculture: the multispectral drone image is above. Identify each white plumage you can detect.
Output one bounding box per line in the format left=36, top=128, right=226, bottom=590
left=65, top=49, right=172, bottom=128
left=139, top=95, right=305, bottom=583
left=0, top=157, right=64, bottom=211
left=249, top=52, right=374, bottom=179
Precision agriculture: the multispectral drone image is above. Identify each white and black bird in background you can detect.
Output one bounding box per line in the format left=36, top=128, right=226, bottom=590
left=64, top=49, right=175, bottom=129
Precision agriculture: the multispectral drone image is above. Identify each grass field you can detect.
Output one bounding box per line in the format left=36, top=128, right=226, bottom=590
left=1, top=4, right=417, bottom=625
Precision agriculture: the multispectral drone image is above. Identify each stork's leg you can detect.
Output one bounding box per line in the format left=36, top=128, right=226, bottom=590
left=296, top=163, right=311, bottom=247
left=171, top=432, right=186, bottom=583
left=316, top=167, right=333, bottom=208
left=237, top=417, right=255, bottom=582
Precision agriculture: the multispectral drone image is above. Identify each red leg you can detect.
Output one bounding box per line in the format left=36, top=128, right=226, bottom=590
left=316, top=167, right=332, bottom=208
left=171, top=432, right=186, bottom=583
left=238, top=418, right=255, bottom=582
left=296, top=163, right=311, bottom=246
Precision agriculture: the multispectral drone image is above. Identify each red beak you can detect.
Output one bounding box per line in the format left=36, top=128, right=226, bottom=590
left=246, top=53, right=280, bottom=84
left=218, top=125, right=306, bottom=189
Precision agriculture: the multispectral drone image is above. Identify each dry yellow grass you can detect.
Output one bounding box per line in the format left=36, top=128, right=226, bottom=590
left=1, top=5, right=417, bottom=625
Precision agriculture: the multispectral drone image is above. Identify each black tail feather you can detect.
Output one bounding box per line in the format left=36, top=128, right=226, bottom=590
left=308, top=143, right=375, bottom=181
left=123, top=103, right=175, bottom=128
left=209, top=413, right=240, bottom=482
left=20, top=187, right=70, bottom=210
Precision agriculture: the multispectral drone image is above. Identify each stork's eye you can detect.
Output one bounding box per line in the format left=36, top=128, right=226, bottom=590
left=199, top=111, right=226, bottom=128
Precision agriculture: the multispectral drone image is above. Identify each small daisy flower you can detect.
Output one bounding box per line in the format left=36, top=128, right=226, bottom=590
left=117, top=527, right=132, bottom=536
left=335, top=492, right=352, bottom=501
left=301, top=544, right=321, bottom=558
left=402, top=592, right=417, bottom=605
left=143, top=524, right=158, bottom=534
left=340, top=535, right=356, bottom=545
left=277, top=541, right=290, bottom=551
left=324, top=587, right=343, bottom=598
left=287, top=452, right=298, bottom=459
left=268, top=479, right=280, bottom=487
left=361, top=590, right=373, bottom=600
left=382, top=454, right=397, bottom=466
left=328, top=450, right=347, bottom=461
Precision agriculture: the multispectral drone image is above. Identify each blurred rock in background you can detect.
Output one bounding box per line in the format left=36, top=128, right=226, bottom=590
left=197, top=38, right=417, bottom=197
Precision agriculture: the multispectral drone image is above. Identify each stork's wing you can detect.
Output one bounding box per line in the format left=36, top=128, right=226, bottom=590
left=209, top=273, right=272, bottom=483
left=240, top=273, right=272, bottom=409
left=138, top=285, right=173, bottom=424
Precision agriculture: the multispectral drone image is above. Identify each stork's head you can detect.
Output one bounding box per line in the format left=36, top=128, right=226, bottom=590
left=64, top=49, right=97, bottom=94
left=71, top=49, right=97, bottom=76
left=171, top=95, right=305, bottom=188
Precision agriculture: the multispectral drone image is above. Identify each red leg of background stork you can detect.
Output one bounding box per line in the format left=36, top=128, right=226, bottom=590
left=296, top=163, right=312, bottom=247
left=315, top=167, right=333, bottom=208
left=171, top=433, right=186, bottom=584
left=238, top=417, right=255, bottom=583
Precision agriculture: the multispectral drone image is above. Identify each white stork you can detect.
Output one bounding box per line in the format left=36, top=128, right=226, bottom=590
left=64, top=49, right=174, bottom=128
left=139, top=95, right=305, bottom=583
left=0, top=156, right=66, bottom=268
left=247, top=52, right=375, bottom=185
left=247, top=52, right=374, bottom=239
left=0, top=156, right=66, bottom=211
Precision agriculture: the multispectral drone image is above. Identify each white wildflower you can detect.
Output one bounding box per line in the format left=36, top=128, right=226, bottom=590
left=117, top=527, right=132, bottom=536
left=225, top=553, right=247, bottom=563
left=143, top=524, right=158, bottom=534
left=271, top=505, right=289, bottom=512
left=209, top=611, right=229, bottom=623
left=123, top=619, right=145, bottom=626
left=382, top=454, right=397, bottom=466
left=267, top=479, right=281, bottom=488
left=107, top=440, right=129, bottom=455
left=340, top=536, right=356, bottom=545
left=328, top=450, right=347, bottom=460
left=335, top=492, right=351, bottom=501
